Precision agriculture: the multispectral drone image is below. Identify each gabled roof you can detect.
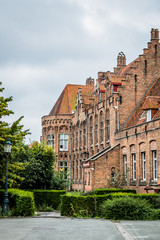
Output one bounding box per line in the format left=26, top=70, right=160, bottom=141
left=118, top=58, right=139, bottom=77
left=49, top=84, right=94, bottom=115
left=122, top=78, right=160, bottom=129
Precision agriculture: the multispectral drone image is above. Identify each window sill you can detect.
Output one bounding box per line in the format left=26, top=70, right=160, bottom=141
left=139, top=181, right=146, bottom=186
left=130, top=180, right=136, bottom=186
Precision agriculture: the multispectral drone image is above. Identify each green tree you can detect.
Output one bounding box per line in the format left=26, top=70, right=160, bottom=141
left=21, top=142, right=56, bottom=190
left=0, top=82, right=30, bottom=188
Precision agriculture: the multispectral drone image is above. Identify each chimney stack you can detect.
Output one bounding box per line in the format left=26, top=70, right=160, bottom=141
left=117, top=52, right=126, bottom=68
left=151, top=28, right=159, bottom=43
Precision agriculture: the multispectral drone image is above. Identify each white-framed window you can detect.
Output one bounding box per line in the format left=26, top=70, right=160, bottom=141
left=123, top=155, right=127, bottom=180
left=142, top=152, right=146, bottom=180
left=153, top=150, right=157, bottom=181
left=47, top=134, right=54, bottom=148
left=132, top=153, right=136, bottom=181
left=147, top=109, right=151, bottom=122
left=59, top=134, right=68, bottom=151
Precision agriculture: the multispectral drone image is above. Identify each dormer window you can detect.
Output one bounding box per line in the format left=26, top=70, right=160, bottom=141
left=141, top=96, right=160, bottom=123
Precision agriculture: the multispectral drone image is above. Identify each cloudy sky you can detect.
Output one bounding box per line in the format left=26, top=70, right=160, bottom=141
left=0, top=0, right=160, bottom=144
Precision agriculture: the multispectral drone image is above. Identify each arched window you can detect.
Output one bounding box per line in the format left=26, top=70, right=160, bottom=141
left=94, top=115, right=98, bottom=144
left=100, top=111, right=104, bottom=143
left=106, top=109, right=110, bottom=141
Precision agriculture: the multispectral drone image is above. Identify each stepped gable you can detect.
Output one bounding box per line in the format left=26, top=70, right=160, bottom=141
left=49, top=84, right=94, bottom=115
left=118, top=58, right=139, bottom=77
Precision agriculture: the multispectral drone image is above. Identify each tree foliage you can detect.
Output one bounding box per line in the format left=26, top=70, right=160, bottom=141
left=0, top=82, right=66, bottom=191
left=0, top=82, right=30, bottom=188
left=21, top=142, right=56, bottom=190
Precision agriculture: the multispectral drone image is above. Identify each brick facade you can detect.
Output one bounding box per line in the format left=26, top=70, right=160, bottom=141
left=41, top=28, right=160, bottom=193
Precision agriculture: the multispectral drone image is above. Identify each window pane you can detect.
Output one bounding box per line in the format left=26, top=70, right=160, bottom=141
left=64, top=134, right=68, bottom=139
left=60, top=134, right=63, bottom=140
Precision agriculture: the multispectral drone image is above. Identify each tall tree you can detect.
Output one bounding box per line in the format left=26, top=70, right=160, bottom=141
left=21, top=142, right=56, bottom=190
left=0, top=82, right=30, bottom=188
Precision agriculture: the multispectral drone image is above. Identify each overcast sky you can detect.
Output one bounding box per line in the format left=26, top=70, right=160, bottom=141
left=0, top=0, right=160, bottom=144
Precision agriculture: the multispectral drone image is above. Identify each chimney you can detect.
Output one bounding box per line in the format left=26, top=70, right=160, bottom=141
left=86, top=77, right=94, bottom=86
left=151, top=28, right=159, bottom=43
left=117, top=52, right=126, bottom=68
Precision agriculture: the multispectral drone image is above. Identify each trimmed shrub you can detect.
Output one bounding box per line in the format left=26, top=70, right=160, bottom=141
left=100, top=196, right=153, bottom=220
left=61, top=195, right=112, bottom=217
left=110, top=193, right=160, bottom=209
left=0, top=189, right=35, bottom=216
left=61, top=195, right=96, bottom=217
left=82, top=190, right=95, bottom=196
left=94, top=188, right=136, bottom=195
left=33, top=190, right=66, bottom=210
left=60, top=193, right=160, bottom=219
left=9, top=189, right=35, bottom=216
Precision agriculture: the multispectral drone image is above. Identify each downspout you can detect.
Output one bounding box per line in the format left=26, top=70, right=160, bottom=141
left=69, top=121, right=72, bottom=191
left=116, top=98, right=119, bottom=131
left=86, top=112, right=89, bottom=152
left=83, top=164, right=85, bottom=193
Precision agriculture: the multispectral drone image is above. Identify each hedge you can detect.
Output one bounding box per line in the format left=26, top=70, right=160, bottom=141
left=61, top=195, right=111, bottom=217
left=100, top=196, right=158, bottom=220
left=61, top=193, right=160, bottom=217
left=0, top=189, right=35, bottom=216
left=94, top=188, right=136, bottom=195
left=33, top=190, right=66, bottom=210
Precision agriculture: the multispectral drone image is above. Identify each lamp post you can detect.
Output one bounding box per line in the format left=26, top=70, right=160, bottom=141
left=3, top=139, right=12, bottom=214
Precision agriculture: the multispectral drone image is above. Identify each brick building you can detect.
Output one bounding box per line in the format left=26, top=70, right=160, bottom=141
left=41, top=28, right=160, bottom=193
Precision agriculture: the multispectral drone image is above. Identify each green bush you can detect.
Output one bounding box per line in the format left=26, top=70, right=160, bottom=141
left=94, top=188, right=136, bottom=195
left=61, top=195, right=96, bottom=217
left=0, top=189, right=35, bottom=216
left=33, top=190, right=66, bottom=210
left=9, top=189, right=35, bottom=216
left=100, top=197, right=154, bottom=220
left=60, top=193, right=160, bottom=219
left=82, top=190, right=95, bottom=196
left=110, top=193, right=160, bottom=209
left=61, top=195, right=111, bottom=217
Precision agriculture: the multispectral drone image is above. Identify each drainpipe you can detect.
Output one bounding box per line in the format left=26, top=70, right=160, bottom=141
left=86, top=112, right=89, bottom=152
left=116, top=98, right=119, bottom=131
left=69, top=121, right=72, bottom=191
left=83, top=164, right=85, bottom=193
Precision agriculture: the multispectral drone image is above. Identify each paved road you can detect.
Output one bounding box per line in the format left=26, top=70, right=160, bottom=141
left=0, top=215, right=160, bottom=240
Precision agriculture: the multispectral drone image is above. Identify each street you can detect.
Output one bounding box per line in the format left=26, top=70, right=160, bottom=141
left=0, top=216, right=160, bottom=240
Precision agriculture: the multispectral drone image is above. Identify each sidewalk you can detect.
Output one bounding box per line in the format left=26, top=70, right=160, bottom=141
left=35, top=211, right=61, bottom=218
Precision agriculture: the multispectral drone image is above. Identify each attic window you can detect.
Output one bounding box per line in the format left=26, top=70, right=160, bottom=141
left=147, top=109, right=151, bottom=122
